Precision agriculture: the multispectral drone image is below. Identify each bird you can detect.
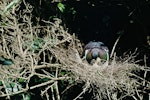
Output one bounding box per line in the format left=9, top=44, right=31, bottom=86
left=82, top=41, right=109, bottom=66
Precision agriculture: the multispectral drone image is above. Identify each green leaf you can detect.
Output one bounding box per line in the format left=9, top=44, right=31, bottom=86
left=21, top=93, right=31, bottom=100
left=0, top=81, right=2, bottom=85
left=3, top=59, right=13, bottom=65
left=0, top=57, right=13, bottom=65
left=60, top=71, right=66, bottom=75
left=57, top=3, right=65, bottom=13
left=32, top=38, right=46, bottom=53
left=18, top=78, right=25, bottom=83
left=70, top=7, right=76, bottom=15
left=68, top=78, right=74, bottom=84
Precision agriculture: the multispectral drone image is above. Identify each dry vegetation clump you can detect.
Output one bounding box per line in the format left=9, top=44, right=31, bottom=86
left=0, top=1, right=150, bottom=100
left=53, top=44, right=149, bottom=100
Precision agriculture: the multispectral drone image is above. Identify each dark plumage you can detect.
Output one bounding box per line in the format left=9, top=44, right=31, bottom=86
left=83, top=41, right=109, bottom=64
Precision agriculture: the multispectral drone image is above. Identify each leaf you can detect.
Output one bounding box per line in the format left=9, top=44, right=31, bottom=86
left=3, top=59, right=13, bottom=65
left=0, top=57, right=13, bottom=65
left=2, top=0, right=20, bottom=14
left=68, top=78, right=74, bottom=84
left=0, top=81, right=2, bottom=85
left=70, top=7, right=76, bottom=15
left=57, top=3, right=65, bottom=13
left=32, top=38, right=46, bottom=53
left=18, top=78, right=25, bottom=83
left=22, top=93, right=31, bottom=100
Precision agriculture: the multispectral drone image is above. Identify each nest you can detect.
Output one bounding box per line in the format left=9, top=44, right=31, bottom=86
left=52, top=40, right=144, bottom=99
left=0, top=1, right=149, bottom=100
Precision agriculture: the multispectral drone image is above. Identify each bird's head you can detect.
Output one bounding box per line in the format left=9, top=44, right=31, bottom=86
left=83, top=41, right=109, bottom=65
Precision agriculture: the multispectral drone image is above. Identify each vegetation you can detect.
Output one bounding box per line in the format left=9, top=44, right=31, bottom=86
left=0, top=0, right=149, bottom=100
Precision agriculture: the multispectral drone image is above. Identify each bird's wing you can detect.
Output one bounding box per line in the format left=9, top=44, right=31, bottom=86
left=84, top=41, right=104, bottom=49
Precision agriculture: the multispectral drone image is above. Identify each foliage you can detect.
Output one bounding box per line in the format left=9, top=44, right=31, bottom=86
left=0, top=0, right=150, bottom=100
left=0, top=1, right=74, bottom=99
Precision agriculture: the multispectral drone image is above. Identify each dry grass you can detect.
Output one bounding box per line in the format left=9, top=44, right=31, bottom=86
left=0, top=1, right=150, bottom=100
left=53, top=42, right=149, bottom=100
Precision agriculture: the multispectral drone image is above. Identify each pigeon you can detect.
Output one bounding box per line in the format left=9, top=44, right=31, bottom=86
left=82, top=41, right=109, bottom=66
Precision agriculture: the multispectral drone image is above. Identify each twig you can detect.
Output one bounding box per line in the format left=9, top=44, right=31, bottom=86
left=73, top=89, right=85, bottom=100
left=45, top=92, right=50, bottom=100
left=2, top=0, right=21, bottom=14
left=143, top=55, right=147, bottom=86
left=132, top=95, right=138, bottom=100
left=41, top=83, right=55, bottom=96
left=0, top=77, right=68, bottom=97
left=30, top=77, right=67, bottom=90
left=2, top=80, right=10, bottom=99
left=54, top=81, right=60, bottom=100
left=61, top=82, right=77, bottom=95
left=129, top=73, right=150, bottom=84
left=34, top=73, right=54, bottom=79
left=54, top=67, right=60, bottom=100
left=35, top=64, right=61, bottom=69
left=135, top=87, right=143, bottom=100
left=110, top=35, right=121, bottom=58
left=51, top=85, right=55, bottom=100
left=106, top=89, right=111, bottom=100
left=73, top=82, right=90, bottom=100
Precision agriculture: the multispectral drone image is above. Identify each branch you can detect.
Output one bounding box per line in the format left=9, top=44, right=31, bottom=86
left=0, top=77, right=69, bottom=97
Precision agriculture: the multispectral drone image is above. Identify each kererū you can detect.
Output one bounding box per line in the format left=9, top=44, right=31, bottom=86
left=82, top=41, right=109, bottom=66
